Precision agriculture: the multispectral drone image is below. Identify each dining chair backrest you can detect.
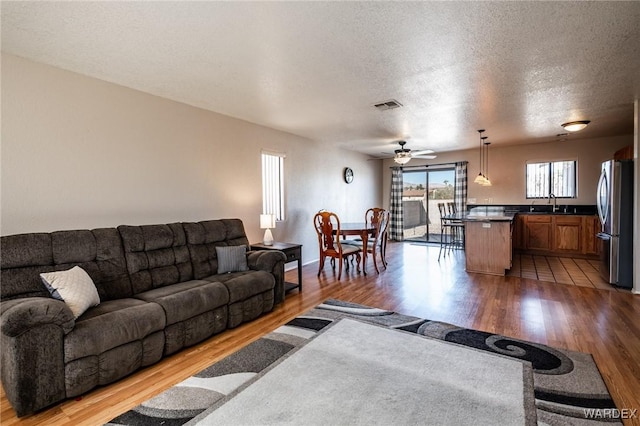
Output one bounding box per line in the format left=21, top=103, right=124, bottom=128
left=365, top=207, right=385, bottom=228
left=314, top=211, right=342, bottom=255
left=377, top=210, right=391, bottom=247
left=447, top=202, right=458, bottom=215
left=437, top=203, right=447, bottom=221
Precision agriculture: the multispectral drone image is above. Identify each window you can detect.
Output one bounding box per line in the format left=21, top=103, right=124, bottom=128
left=262, top=151, right=285, bottom=220
left=526, top=160, right=577, bottom=198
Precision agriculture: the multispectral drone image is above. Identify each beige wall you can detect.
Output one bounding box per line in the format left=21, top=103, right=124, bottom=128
left=0, top=54, right=382, bottom=264
left=382, top=134, right=633, bottom=208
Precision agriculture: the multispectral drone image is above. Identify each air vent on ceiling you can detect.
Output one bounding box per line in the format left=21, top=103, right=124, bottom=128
left=373, top=99, right=403, bottom=110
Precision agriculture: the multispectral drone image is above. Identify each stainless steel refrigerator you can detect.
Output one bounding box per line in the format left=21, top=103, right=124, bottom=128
left=596, top=159, right=634, bottom=288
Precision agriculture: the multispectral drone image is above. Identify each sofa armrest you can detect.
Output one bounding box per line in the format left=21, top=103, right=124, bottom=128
left=247, top=250, right=287, bottom=304
left=1, top=298, right=75, bottom=416
left=1, top=297, right=75, bottom=337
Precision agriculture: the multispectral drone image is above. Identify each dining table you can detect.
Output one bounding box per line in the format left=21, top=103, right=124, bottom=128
left=338, top=222, right=376, bottom=275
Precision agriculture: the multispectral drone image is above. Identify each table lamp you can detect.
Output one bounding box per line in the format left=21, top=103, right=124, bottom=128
left=260, top=214, right=276, bottom=246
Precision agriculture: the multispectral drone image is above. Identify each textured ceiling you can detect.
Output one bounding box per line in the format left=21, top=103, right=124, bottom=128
left=2, top=1, right=639, bottom=157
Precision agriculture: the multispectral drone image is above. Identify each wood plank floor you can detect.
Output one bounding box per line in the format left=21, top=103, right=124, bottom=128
left=2, top=242, right=639, bottom=425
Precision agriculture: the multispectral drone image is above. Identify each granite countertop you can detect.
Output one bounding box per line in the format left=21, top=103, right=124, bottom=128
left=469, top=204, right=597, bottom=216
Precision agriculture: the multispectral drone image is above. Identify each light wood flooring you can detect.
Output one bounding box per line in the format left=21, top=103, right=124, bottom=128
left=1, top=242, right=639, bottom=425
left=507, top=254, right=628, bottom=291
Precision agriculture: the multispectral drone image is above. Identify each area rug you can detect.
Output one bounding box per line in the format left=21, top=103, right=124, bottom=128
left=106, top=299, right=619, bottom=425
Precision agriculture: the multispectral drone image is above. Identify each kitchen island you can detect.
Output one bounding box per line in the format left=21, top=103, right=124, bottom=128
left=449, top=210, right=516, bottom=276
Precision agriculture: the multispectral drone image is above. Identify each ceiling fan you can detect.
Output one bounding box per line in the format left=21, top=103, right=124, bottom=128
left=392, top=141, right=437, bottom=164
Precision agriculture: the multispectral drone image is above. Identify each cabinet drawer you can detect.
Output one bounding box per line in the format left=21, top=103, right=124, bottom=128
left=526, top=215, right=552, bottom=223
left=554, top=216, right=582, bottom=225
left=285, top=248, right=301, bottom=262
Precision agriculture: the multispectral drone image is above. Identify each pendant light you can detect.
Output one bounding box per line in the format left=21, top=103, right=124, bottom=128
left=473, top=129, right=486, bottom=184
left=482, top=140, right=492, bottom=186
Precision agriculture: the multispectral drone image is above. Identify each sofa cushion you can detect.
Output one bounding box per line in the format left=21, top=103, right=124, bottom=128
left=51, top=229, right=133, bottom=301
left=118, top=223, right=193, bottom=294
left=1, top=229, right=133, bottom=302
left=182, top=219, right=250, bottom=280
left=216, top=245, right=249, bottom=274
left=64, top=299, right=166, bottom=362
left=204, top=270, right=275, bottom=304
left=1, top=233, right=54, bottom=300
left=40, top=266, right=100, bottom=318
left=134, top=280, right=229, bottom=326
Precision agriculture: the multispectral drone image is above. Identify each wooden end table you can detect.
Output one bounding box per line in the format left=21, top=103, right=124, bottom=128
left=250, top=242, right=302, bottom=293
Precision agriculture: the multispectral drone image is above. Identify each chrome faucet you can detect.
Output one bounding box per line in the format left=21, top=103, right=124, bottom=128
left=529, top=200, right=535, bottom=212
left=548, top=193, right=558, bottom=212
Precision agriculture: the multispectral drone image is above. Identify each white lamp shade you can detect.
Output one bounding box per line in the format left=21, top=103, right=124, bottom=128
left=260, top=214, right=276, bottom=229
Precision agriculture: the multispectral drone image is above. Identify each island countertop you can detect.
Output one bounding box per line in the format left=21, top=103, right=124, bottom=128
left=445, top=211, right=516, bottom=222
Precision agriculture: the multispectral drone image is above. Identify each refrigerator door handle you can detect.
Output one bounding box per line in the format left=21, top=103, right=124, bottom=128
left=596, top=170, right=607, bottom=228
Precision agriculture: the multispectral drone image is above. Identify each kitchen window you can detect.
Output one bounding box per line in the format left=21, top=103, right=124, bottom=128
left=526, top=160, right=577, bottom=198
left=262, top=151, right=286, bottom=221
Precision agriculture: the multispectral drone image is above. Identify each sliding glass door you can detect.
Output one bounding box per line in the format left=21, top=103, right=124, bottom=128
left=403, top=168, right=455, bottom=243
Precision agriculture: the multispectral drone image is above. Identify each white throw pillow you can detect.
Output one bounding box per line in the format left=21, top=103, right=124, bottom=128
left=40, top=266, right=100, bottom=318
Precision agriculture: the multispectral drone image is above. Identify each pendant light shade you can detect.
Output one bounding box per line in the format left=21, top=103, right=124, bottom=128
left=474, top=129, right=486, bottom=184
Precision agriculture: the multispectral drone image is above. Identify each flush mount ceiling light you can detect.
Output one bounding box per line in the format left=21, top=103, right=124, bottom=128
left=561, top=120, right=590, bottom=132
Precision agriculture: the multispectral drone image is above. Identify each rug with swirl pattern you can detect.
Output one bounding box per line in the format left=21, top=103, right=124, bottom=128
left=106, top=299, right=619, bottom=425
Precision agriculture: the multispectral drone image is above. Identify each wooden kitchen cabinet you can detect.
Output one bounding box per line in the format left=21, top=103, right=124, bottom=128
left=513, top=214, right=526, bottom=250
left=515, top=214, right=599, bottom=258
left=465, top=220, right=513, bottom=276
left=524, top=215, right=553, bottom=251
left=614, top=145, right=633, bottom=161
left=583, top=215, right=601, bottom=256
left=553, top=215, right=582, bottom=254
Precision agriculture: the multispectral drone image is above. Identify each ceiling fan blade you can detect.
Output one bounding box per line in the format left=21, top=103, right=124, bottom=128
left=411, top=149, right=435, bottom=155
left=413, top=155, right=437, bottom=159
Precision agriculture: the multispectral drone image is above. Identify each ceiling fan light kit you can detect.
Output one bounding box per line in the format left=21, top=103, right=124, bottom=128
left=394, top=154, right=412, bottom=165
left=561, top=120, right=590, bottom=132
left=392, top=140, right=436, bottom=164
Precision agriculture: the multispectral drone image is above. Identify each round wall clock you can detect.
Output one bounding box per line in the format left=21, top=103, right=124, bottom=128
left=344, top=167, right=354, bottom=184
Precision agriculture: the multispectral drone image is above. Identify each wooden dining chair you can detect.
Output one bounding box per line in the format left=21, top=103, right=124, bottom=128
left=343, top=208, right=390, bottom=273
left=342, top=207, right=385, bottom=243
left=313, top=211, right=361, bottom=280
left=378, top=210, right=390, bottom=268
left=368, top=209, right=390, bottom=273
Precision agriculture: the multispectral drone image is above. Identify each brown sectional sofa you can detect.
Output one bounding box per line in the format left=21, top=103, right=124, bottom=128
left=0, top=219, right=286, bottom=417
